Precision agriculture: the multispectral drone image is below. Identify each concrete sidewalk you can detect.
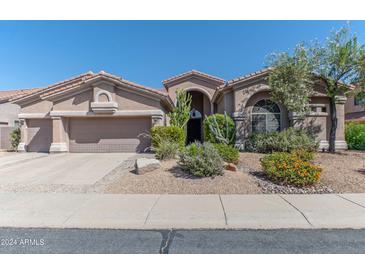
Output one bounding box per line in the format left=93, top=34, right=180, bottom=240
left=0, top=193, right=364, bottom=229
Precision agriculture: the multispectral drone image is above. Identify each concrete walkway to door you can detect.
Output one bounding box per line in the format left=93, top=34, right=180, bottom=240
left=0, top=153, right=140, bottom=192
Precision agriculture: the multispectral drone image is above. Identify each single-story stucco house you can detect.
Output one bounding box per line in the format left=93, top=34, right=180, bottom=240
left=4, top=69, right=348, bottom=153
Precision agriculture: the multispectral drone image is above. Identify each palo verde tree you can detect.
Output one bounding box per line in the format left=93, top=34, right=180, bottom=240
left=268, top=26, right=365, bottom=152
left=167, top=88, right=192, bottom=129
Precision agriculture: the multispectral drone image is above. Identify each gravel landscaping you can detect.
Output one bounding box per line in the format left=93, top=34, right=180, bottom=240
left=239, top=151, right=365, bottom=194
left=103, top=159, right=262, bottom=194
left=102, top=150, right=364, bottom=195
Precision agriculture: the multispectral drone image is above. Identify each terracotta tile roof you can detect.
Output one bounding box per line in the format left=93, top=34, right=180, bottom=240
left=217, top=68, right=272, bottom=90
left=10, top=71, right=170, bottom=103
left=97, top=71, right=169, bottom=97
left=162, top=70, right=225, bottom=86
left=40, top=71, right=96, bottom=98
left=0, top=88, right=42, bottom=102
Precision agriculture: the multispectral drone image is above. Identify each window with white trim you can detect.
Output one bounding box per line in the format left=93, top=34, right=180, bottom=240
left=251, top=99, right=281, bottom=133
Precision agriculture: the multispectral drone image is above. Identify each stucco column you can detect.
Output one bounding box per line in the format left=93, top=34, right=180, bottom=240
left=49, top=117, right=68, bottom=153
left=17, top=118, right=28, bottom=152
left=231, top=111, right=246, bottom=151
left=334, top=96, right=348, bottom=150
left=151, top=115, right=163, bottom=127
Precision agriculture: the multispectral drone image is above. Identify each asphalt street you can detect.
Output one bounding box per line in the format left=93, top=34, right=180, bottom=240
left=1, top=228, right=365, bottom=253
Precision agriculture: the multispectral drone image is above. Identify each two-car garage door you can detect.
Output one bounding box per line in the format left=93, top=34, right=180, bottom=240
left=69, top=117, right=151, bottom=153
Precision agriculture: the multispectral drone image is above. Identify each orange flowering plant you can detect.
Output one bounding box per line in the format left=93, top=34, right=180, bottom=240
left=260, top=152, right=321, bottom=186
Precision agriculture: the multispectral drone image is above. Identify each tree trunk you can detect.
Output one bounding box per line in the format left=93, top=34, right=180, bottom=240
left=329, top=96, right=337, bottom=153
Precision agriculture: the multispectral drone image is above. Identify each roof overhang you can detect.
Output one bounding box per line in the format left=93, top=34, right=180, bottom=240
left=162, top=70, right=225, bottom=89
left=11, top=71, right=174, bottom=110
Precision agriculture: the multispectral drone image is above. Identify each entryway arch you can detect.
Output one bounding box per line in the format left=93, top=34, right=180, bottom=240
left=185, top=88, right=212, bottom=144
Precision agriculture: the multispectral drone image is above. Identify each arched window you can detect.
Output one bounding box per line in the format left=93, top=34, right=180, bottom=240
left=251, top=99, right=281, bottom=133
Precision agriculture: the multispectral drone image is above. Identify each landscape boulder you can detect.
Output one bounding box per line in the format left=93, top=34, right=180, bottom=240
left=135, top=158, right=161, bottom=175
left=224, top=162, right=237, bottom=172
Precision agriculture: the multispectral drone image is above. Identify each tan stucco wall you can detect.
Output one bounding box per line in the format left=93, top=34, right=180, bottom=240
left=22, top=100, right=53, bottom=114
left=216, top=95, right=225, bottom=114
left=115, top=87, right=162, bottom=111
left=18, top=81, right=168, bottom=153
left=301, top=96, right=331, bottom=141
left=345, top=96, right=365, bottom=118
left=232, top=78, right=269, bottom=112
left=51, top=117, right=69, bottom=144
left=0, top=102, right=20, bottom=127
left=229, top=78, right=347, bottom=148
left=166, top=78, right=217, bottom=103
left=216, top=91, right=234, bottom=115
left=53, top=89, right=93, bottom=111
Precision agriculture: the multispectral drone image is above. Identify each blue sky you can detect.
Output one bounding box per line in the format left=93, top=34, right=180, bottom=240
left=1, top=21, right=365, bottom=90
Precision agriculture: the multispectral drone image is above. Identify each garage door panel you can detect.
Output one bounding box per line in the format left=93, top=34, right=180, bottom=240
left=69, top=117, right=151, bottom=153
left=27, top=119, right=52, bottom=152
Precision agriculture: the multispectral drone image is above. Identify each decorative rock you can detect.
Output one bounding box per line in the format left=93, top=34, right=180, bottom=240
left=135, top=158, right=161, bottom=175
left=225, top=163, right=237, bottom=172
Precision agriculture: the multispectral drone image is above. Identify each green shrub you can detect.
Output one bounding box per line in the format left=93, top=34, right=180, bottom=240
left=214, top=143, right=239, bottom=164
left=10, top=127, right=21, bottom=151
left=151, top=126, right=185, bottom=150
left=155, top=140, right=180, bottom=160
left=245, top=128, right=318, bottom=153
left=260, top=152, right=322, bottom=186
left=178, top=142, right=224, bottom=177
left=245, top=131, right=279, bottom=153
left=292, top=148, right=314, bottom=161
left=203, top=113, right=235, bottom=145
left=345, top=122, right=365, bottom=150
left=167, top=88, right=192, bottom=129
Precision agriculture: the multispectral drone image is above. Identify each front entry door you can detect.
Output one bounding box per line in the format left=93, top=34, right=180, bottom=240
left=187, top=118, right=202, bottom=144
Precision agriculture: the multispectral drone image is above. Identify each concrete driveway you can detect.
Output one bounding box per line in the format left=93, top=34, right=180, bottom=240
left=0, top=153, right=138, bottom=193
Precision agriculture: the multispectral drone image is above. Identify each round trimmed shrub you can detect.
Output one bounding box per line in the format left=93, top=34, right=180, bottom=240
left=178, top=142, right=224, bottom=177
left=214, top=143, right=239, bottom=164
left=345, top=122, right=365, bottom=150
left=292, top=148, right=314, bottom=161
left=203, top=113, right=235, bottom=144
left=151, top=126, right=185, bottom=150
left=260, top=152, right=322, bottom=186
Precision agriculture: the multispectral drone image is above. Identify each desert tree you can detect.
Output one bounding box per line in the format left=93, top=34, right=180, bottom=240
left=268, top=26, right=365, bottom=152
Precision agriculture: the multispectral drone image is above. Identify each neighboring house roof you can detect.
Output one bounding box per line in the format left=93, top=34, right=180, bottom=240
left=10, top=71, right=173, bottom=106
left=0, top=88, right=42, bottom=103
left=162, top=70, right=225, bottom=87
